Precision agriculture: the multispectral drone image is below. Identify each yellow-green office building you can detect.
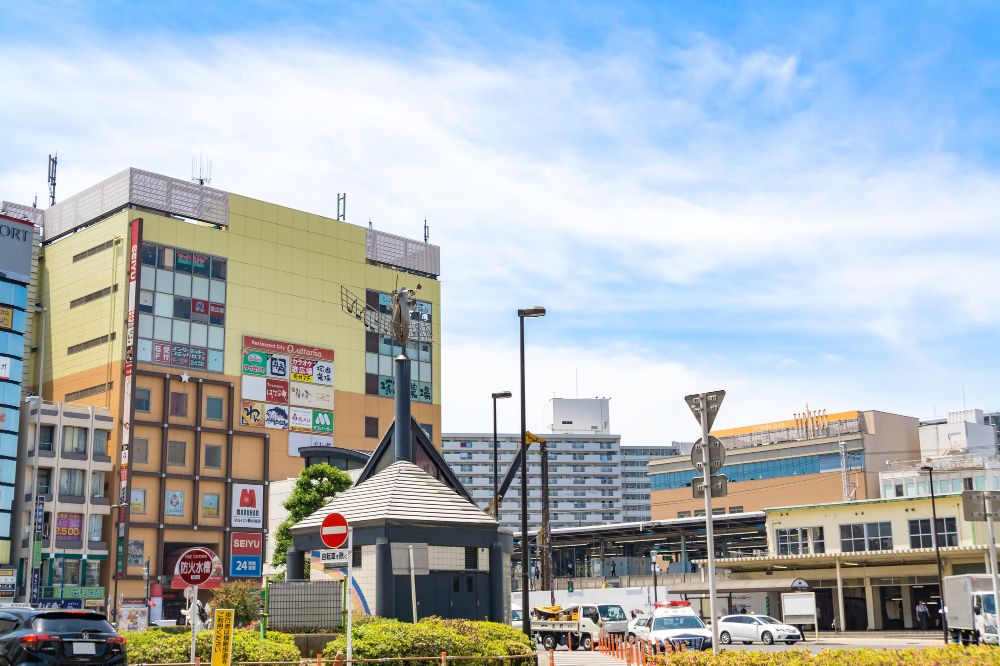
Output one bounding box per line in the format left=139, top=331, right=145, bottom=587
left=15, top=168, right=441, bottom=614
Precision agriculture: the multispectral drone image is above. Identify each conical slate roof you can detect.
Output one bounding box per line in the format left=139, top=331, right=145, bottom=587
left=292, top=460, right=498, bottom=532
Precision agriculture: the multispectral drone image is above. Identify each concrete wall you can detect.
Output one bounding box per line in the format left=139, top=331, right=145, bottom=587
left=919, top=421, right=996, bottom=458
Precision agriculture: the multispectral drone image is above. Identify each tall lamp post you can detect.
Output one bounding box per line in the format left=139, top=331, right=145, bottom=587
left=921, top=464, right=948, bottom=643
left=518, top=306, right=545, bottom=638
left=491, top=391, right=512, bottom=519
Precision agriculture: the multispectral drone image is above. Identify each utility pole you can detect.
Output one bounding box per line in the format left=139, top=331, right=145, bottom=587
left=539, top=440, right=554, bottom=604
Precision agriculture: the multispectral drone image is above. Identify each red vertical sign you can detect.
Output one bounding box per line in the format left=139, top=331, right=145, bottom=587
left=118, top=218, right=142, bottom=555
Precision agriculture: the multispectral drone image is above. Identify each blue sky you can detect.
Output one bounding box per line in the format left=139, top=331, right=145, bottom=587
left=2, top=1, right=999, bottom=442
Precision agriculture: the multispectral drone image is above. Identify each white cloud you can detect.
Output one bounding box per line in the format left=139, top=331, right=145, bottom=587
left=2, top=30, right=999, bottom=440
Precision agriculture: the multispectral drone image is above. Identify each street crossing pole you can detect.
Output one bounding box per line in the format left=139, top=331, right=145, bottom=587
left=700, top=395, right=720, bottom=655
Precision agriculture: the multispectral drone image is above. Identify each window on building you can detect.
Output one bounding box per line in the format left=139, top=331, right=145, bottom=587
left=573, top=453, right=585, bottom=461
left=202, top=493, right=220, bottom=517
left=169, top=392, right=188, bottom=418
left=420, top=423, right=433, bottom=440
left=167, top=440, right=187, bottom=466
left=777, top=527, right=824, bottom=555
left=39, top=425, right=55, bottom=451
left=61, top=427, right=87, bottom=455
left=204, top=444, right=222, bottom=469
left=730, top=506, right=744, bottom=513
left=677, top=511, right=691, bottom=518
left=88, top=514, right=103, bottom=542
left=59, top=469, right=85, bottom=497
left=694, top=510, right=706, bottom=517
left=90, top=471, right=105, bottom=498
left=135, top=388, right=151, bottom=412
left=36, top=468, right=52, bottom=495
left=131, top=489, right=146, bottom=514
left=206, top=397, right=223, bottom=421
left=92, top=430, right=109, bottom=456
left=840, top=522, right=892, bottom=552
left=964, top=477, right=974, bottom=491
left=133, top=438, right=149, bottom=463
left=365, top=417, right=379, bottom=438
left=909, top=517, right=958, bottom=549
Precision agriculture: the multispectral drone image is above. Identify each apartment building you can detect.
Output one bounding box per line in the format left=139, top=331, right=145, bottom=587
left=15, top=401, right=113, bottom=608
left=620, top=444, right=680, bottom=523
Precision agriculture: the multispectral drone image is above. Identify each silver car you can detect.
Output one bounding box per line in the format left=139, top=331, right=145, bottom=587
left=717, top=615, right=801, bottom=645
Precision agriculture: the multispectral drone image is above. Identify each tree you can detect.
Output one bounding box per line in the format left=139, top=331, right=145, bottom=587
left=209, top=580, right=262, bottom=626
left=271, top=463, right=353, bottom=571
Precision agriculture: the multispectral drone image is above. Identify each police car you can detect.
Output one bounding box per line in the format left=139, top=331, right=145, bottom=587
left=645, top=601, right=713, bottom=652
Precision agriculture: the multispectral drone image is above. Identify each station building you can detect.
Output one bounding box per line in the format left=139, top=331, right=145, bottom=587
left=696, top=491, right=995, bottom=632
left=3, top=168, right=440, bottom=614
left=648, top=409, right=920, bottom=519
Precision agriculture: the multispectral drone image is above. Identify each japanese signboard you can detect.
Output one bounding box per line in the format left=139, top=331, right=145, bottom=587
left=240, top=401, right=264, bottom=427
left=290, top=357, right=315, bottom=383
left=231, top=483, right=264, bottom=528
left=289, top=407, right=313, bottom=432
left=229, top=532, right=263, bottom=578
left=211, top=608, right=235, bottom=666
left=55, top=513, right=82, bottom=544
left=242, top=350, right=268, bottom=375
left=0, top=306, right=12, bottom=331
left=289, top=383, right=333, bottom=409
left=264, top=404, right=288, bottom=429
left=241, top=336, right=335, bottom=434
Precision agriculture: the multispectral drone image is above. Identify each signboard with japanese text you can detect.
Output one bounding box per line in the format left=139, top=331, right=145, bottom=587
left=0, top=307, right=12, bottom=331
left=240, top=336, right=335, bottom=434
left=289, top=407, right=313, bottom=432
left=265, top=379, right=288, bottom=403
left=289, top=383, right=333, bottom=409
left=240, top=401, right=264, bottom=427
left=267, top=354, right=289, bottom=378
left=290, top=357, right=315, bottom=383
left=211, top=608, right=235, bottom=666
left=264, top=404, right=288, bottom=429
left=288, top=432, right=333, bottom=456
left=55, top=513, right=82, bottom=544
left=229, top=532, right=263, bottom=578
left=231, top=484, right=264, bottom=528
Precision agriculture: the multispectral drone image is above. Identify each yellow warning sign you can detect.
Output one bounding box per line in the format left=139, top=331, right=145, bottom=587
left=211, top=608, right=234, bottom=666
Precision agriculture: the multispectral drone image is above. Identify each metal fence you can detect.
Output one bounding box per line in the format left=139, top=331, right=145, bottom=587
left=268, top=580, right=343, bottom=631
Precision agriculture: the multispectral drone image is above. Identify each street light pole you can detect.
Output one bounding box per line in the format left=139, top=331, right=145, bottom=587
left=922, top=465, right=948, bottom=643
left=518, top=306, right=545, bottom=638
left=491, top=391, right=512, bottom=519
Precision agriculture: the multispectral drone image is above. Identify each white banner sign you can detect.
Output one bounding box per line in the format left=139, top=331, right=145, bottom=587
left=231, top=483, right=264, bottom=528
left=318, top=549, right=349, bottom=566
left=288, top=432, right=333, bottom=456
left=241, top=375, right=266, bottom=401
left=289, top=382, right=334, bottom=409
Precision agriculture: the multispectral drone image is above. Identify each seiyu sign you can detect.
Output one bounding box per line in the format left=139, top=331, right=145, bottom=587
left=231, top=483, right=264, bottom=528
left=0, top=214, right=33, bottom=283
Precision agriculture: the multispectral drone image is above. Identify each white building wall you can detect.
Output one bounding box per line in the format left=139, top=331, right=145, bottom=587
left=551, top=398, right=610, bottom=435
left=919, top=417, right=996, bottom=458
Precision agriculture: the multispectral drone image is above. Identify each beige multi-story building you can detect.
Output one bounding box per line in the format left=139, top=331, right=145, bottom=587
left=5, top=167, right=441, bottom=618
left=648, top=409, right=920, bottom=519
left=14, top=401, right=113, bottom=608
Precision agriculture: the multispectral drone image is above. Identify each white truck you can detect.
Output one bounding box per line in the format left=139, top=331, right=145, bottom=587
left=945, top=574, right=999, bottom=645
left=530, top=604, right=603, bottom=651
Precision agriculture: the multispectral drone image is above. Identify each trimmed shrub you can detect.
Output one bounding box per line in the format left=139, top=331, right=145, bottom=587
left=322, top=617, right=533, bottom=665
left=649, top=645, right=1000, bottom=665
left=124, top=627, right=301, bottom=664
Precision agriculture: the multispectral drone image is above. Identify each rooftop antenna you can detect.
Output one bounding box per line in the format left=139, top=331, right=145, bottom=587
left=32, top=195, right=37, bottom=208
left=368, top=218, right=373, bottom=230
left=337, top=193, right=346, bottom=221
left=191, top=154, right=212, bottom=186
left=423, top=217, right=429, bottom=243
left=47, top=154, right=57, bottom=206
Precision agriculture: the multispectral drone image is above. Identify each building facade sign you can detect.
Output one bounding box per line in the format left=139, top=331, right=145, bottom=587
left=231, top=483, right=264, bottom=528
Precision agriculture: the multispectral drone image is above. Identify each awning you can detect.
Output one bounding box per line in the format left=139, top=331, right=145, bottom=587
left=668, top=577, right=809, bottom=594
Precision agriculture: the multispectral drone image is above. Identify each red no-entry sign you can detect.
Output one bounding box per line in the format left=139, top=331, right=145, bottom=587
left=177, top=547, right=216, bottom=586
left=320, top=513, right=349, bottom=549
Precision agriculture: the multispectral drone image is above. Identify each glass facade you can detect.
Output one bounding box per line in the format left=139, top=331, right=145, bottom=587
left=136, top=242, right=226, bottom=373
left=0, top=275, right=27, bottom=562
left=651, top=451, right=865, bottom=490
left=363, top=289, right=432, bottom=403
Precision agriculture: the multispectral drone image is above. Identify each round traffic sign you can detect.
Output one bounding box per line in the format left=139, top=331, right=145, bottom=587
left=690, top=436, right=726, bottom=474
left=320, top=512, right=349, bottom=549
left=177, top=547, right=216, bottom=586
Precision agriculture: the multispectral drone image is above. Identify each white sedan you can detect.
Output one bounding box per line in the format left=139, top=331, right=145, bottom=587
left=717, top=615, right=801, bottom=645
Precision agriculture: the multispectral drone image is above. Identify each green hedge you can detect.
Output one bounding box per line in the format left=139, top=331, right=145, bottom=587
left=124, top=628, right=301, bottom=664
left=650, top=646, right=1000, bottom=665
left=322, top=617, right=534, bottom=665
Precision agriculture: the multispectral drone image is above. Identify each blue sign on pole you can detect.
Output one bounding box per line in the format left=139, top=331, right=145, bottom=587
left=229, top=555, right=261, bottom=577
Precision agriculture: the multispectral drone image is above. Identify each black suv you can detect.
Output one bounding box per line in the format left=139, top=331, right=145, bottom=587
left=0, top=609, right=126, bottom=665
